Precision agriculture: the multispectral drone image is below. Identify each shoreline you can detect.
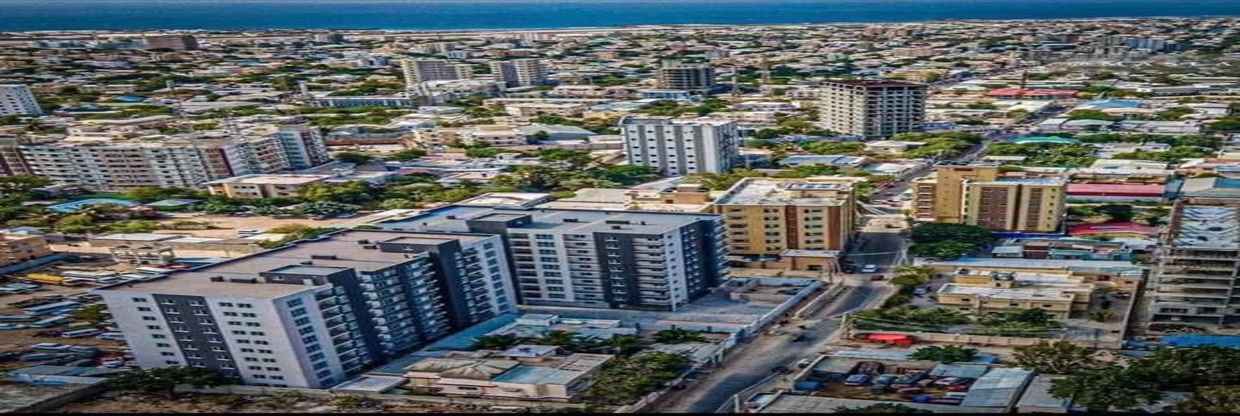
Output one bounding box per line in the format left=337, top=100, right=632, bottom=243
left=2, top=14, right=1237, bottom=35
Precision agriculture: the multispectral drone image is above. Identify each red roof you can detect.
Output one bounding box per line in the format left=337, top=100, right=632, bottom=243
left=987, top=88, right=1078, bottom=98
left=1067, top=183, right=1165, bottom=197
left=1069, top=222, right=1157, bottom=236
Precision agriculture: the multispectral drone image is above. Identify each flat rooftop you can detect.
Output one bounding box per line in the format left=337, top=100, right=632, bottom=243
left=381, top=205, right=718, bottom=236
left=715, top=178, right=851, bottom=206
left=94, top=230, right=483, bottom=298
left=938, top=283, right=1075, bottom=301
left=1173, top=205, right=1240, bottom=249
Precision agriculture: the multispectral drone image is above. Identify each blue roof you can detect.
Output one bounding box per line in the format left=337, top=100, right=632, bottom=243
left=1012, top=136, right=1078, bottom=145
left=1163, top=335, right=1240, bottom=349
left=48, top=198, right=138, bottom=213
left=1083, top=99, right=1143, bottom=109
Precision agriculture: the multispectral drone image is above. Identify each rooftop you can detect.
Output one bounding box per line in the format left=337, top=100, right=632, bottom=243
left=1172, top=205, right=1240, bottom=249
left=714, top=178, right=852, bottom=207
left=938, top=283, right=1076, bottom=301
left=381, top=205, right=718, bottom=236
left=95, top=230, right=487, bottom=298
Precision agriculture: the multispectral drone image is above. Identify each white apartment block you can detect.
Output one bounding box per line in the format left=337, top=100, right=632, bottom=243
left=491, top=59, right=548, bottom=88
left=97, top=230, right=517, bottom=388
left=402, top=59, right=474, bottom=89
left=621, top=116, right=739, bottom=176
left=0, top=84, right=43, bottom=116
left=818, top=79, right=927, bottom=138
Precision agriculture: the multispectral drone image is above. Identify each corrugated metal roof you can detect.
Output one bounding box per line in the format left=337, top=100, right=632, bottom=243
left=961, top=367, right=1034, bottom=408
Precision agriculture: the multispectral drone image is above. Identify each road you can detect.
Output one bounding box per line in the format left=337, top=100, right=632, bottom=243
left=653, top=277, right=893, bottom=413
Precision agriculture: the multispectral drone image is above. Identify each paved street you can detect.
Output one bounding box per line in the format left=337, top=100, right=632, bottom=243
left=654, top=277, right=893, bottom=413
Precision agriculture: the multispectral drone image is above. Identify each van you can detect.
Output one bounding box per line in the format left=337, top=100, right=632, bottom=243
left=945, top=392, right=969, bottom=400
left=96, top=332, right=126, bottom=341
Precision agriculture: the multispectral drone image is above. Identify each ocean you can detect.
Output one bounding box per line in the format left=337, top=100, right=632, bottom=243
left=2, top=0, right=1239, bottom=32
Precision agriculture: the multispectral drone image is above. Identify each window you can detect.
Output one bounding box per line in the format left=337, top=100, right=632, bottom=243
left=142, top=316, right=157, bottom=321
left=146, top=325, right=162, bottom=331
left=132, top=297, right=148, bottom=303
left=137, top=307, right=151, bottom=312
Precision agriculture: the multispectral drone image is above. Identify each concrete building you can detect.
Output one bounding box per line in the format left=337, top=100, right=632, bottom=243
left=401, top=59, right=474, bottom=88
left=381, top=206, right=730, bottom=312
left=818, top=79, right=926, bottom=138
left=0, top=84, right=43, bottom=116
left=713, top=178, right=857, bottom=257
left=490, top=59, right=549, bottom=88
left=204, top=174, right=332, bottom=199
left=0, top=232, right=52, bottom=267
left=962, top=178, right=1067, bottom=233
left=913, top=166, right=1001, bottom=223
left=656, top=61, right=715, bottom=92
left=915, top=166, right=1066, bottom=232
left=95, top=230, right=517, bottom=388
left=143, top=35, right=199, bottom=51
left=1149, top=178, right=1240, bottom=327
left=620, top=116, right=739, bottom=176
left=270, top=125, right=330, bottom=170
left=400, top=347, right=611, bottom=401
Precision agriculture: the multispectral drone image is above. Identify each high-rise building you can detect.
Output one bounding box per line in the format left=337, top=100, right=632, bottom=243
left=381, top=206, right=730, bottom=312
left=818, top=79, right=926, bottom=138
left=401, top=59, right=474, bottom=89
left=1149, top=177, right=1240, bottom=328
left=0, top=84, right=43, bottom=116
left=490, top=59, right=548, bottom=87
left=962, top=178, right=1066, bottom=233
left=656, top=61, right=715, bottom=91
left=713, top=178, right=857, bottom=256
left=914, top=166, right=1066, bottom=233
left=270, top=125, right=330, bottom=170
left=96, top=230, right=516, bottom=388
left=620, top=116, right=739, bottom=176
left=143, top=35, right=199, bottom=51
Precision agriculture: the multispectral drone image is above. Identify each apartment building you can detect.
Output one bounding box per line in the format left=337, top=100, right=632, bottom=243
left=620, top=116, right=739, bottom=176
left=17, top=137, right=218, bottom=191
left=381, top=206, right=730, bottom=312
left=936, top=271, right=1089, bottom=320
left=657, top=61, right=715, bottom=91
left=818, top=79, right=926, bottom=138
left=402, top=348, right=611, bottom=401
left=0, top=84, right=43, bottom=116
left=0, top=232, right=52, bottom=267
left=962, top=178, right=1067, bottom=233
left=914, top=165, right=1066, bottom=232
left=401, top=59, right=474, bottom=88
left=490, top=59, right=549, bottom=87
left=143, top=35, right=199, bottom=51
left=205, top=174, right=333, bottom=199
left=96, top=230, right=516, bottom=388
left=268, top=125, right=330, bottom=170
left=1149, top=177, right=1240, bottom=327
left=713, top=178, right=857, bottom=257
left=9, top=125, right=330, bottom=191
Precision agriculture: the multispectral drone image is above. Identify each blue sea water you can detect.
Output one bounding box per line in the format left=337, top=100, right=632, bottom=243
left=1, top=0, right=1238, bottom=32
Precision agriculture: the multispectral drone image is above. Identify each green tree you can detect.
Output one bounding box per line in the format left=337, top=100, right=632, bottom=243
left=1013, top=341, right=1100, bottom=375
left=106, top=367, right=236, bottom=400
left=909, top=345, right=977, bottom=363
left=71, top=304, right=109, bottom=324
left=653, top=328, right=707, bottom=344
left=385, top=148, right=427, bottom=161
left=0, top=175, right=51, bottom=194
left=1177, top=386, right=1240, bottom=413
left=333, top=151, right=373, bottom=165
left=1050, top=366, right=1161, bottom=411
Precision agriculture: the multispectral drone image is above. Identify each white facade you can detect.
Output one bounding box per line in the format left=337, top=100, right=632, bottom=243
left=621, top=116, right=739, bottom=175
left=491, top=59, right=548, bottom=87
left=818, top=80, right=927, bottom=138
left=0, top=84, right=43, bottom=116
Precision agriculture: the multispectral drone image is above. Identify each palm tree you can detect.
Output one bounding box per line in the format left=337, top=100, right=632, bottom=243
left=654, top=328, right=707, bottom=344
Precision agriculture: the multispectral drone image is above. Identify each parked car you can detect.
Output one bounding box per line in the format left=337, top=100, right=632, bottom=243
left=860, top=264, right=879, bottom=273
left=874, top=374, right=899, bottom=386
left=844, top=374, right=871, bottom=386
left=797, top=358, right=814, bottom=368
left=892, top=371, right=927, bottom=388
left=913, top=287, right=929, bottom=296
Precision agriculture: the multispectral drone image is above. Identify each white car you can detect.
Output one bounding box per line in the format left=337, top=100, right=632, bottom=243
left=861, top=264, right=879, bottom=273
